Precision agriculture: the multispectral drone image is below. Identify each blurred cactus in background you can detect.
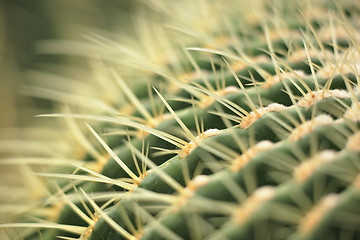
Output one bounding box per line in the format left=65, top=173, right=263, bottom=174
left=1, top=0, right=360, bottom=239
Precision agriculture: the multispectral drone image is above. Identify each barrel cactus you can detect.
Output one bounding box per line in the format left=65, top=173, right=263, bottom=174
left=1, top=0, right=360, bottom=239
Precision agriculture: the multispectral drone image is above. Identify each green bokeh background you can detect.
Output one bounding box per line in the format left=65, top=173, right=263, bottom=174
left=0, top=0, right=139, bottom=129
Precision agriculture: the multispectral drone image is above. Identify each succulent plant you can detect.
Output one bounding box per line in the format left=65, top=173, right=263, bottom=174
left=1, top=0, right=360, bottom=239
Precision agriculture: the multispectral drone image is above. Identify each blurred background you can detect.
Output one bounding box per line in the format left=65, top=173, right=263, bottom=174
left=0, top=4, right=156, bottom=234
left=0, top=0, right=139, bottom=129
left=0, top=2, right=142, bottom=215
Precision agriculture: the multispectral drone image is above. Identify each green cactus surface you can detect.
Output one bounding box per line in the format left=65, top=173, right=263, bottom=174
left=1, top=0, right=360, bottom=239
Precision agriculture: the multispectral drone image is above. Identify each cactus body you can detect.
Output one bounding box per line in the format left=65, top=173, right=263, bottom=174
left=1, top=0, right=360, bottom=240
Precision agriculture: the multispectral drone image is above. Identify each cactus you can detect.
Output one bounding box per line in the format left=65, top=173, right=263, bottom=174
left=1, top=0, right=360, bottom=239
